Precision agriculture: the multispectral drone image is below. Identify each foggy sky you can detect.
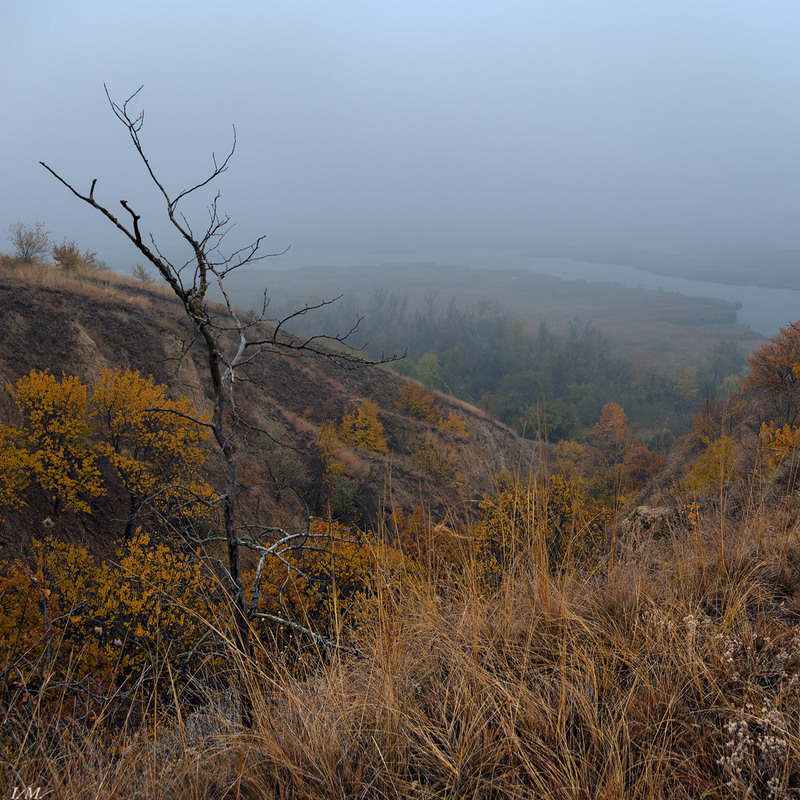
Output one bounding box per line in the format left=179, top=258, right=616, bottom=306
left=2, top=1, right=800, bottom=271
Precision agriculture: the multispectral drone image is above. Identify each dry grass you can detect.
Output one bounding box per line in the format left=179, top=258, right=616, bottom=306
left=5, top=484, right=800, bottom=798
left=0, top=254, right=171, bottom=307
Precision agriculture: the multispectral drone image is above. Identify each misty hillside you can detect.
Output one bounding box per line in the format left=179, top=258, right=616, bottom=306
left=8, top=1, right=800, bottom=795
left=8, top=255, right=800, bottom=799
left=0, top=262, right=537, bottom=551
left=225, top=262, right=761, bottom=447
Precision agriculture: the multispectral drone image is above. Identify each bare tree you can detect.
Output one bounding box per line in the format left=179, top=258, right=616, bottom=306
left=40, top=86, right=391, bottom=725
left=7, top=221, right=51, bottom=263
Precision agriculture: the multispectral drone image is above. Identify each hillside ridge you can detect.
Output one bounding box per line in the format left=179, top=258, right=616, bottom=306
left=0, top=266, right=538, bottom=547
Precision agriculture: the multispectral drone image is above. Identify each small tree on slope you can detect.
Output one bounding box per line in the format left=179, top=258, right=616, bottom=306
left=40, top=86, right=396, bottom=725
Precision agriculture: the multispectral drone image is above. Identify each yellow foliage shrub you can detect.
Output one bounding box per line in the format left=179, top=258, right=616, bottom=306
left=9, top=370, right=104, bottom=513
left=0, top=424, right=34, bottom=519
left=761, top=421, right=800, bottom=469
left=439, top=412, right=469, bottom=437
left=683, top=435, right=736, bottom=493
left=397, top=381, right=440, bottom=423
left=339, top=399, right=388, bottom=452
left=412, top=439, right=455, bottom=481
left=91, top=367, right=216, bottom=529
left=0, top=367, right=215, bottom=530
left=318, top=420, right=346, bottom=485
left=397, top=381, right=468, bottom=436
left=0, top=532, right=225, bottom=715
left=472, top=475, right=608, bottom=584
left=255, top=519, right=410, bottom=630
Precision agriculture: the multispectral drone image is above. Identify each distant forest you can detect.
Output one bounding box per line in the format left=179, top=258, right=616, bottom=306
left=268, top=285, right=746, bottom=451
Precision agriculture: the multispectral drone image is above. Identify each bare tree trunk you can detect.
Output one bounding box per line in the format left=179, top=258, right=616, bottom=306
left=40, top=85, right=390, bottom=727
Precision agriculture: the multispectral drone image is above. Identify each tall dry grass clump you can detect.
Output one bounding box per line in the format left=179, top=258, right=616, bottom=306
left=5, top=479, right=800, bottom=798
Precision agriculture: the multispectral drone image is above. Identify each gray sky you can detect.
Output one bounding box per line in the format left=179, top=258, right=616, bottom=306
left=2, top=1, right=800, bottom=270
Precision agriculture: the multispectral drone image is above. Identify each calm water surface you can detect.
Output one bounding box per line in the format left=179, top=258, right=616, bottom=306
left=273, top=247, right=800, bottom=337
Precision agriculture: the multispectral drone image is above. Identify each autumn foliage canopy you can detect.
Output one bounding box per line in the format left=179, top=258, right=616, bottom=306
left=744, top=320, right=800, bottom=425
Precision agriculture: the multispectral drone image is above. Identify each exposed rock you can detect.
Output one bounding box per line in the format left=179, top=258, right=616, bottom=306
left=620, top=505, right=679, bottom=541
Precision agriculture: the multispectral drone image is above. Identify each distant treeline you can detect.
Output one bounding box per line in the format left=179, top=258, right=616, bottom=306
left=271, top=286, right=745, bottom=450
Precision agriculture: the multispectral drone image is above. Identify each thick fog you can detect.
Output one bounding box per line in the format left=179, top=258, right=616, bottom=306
left=2, top=1, right=800, bottom=272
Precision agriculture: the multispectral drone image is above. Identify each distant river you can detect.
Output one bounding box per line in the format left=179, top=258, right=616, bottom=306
left=274, top=247, right=800, bottom=337
left=518, top=255, right=800, bottom=338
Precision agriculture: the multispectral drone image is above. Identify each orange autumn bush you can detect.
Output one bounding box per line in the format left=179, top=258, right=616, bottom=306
left=4, top=369, right=104, bottom=514
left=0, top=531, right=225, bottom=717
left=397, top=380, right=468, bottom=436
left=338, top=398, right=388, bottom=453
left=254, top=519, right=411, bottom=630
left=0, top=368, right=214, bottom=532
left=91, top=367, right=216, bottom=536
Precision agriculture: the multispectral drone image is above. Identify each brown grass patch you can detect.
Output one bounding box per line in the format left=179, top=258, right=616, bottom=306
left=0, top=255, right=171, bottom=307
left=6, top=481, right=800, bottom=798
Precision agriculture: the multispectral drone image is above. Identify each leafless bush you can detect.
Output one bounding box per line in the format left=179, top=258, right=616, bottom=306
left=6, top=221, right=50, bottom=263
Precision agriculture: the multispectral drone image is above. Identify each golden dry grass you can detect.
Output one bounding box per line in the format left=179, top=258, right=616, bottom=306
left=5, top=479, right=800, bottom=799
left=0, top=254, right=171, bottom=308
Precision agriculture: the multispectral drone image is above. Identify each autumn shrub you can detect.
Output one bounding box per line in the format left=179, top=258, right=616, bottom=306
left=551, top=438, right=602, bottom=491
left=412, top=438, right=456, bottom=482
left=403, top=472, right=610, bottom=588
left=0, top=426, right=34, bottom=521
left=752, top=420, right=800, bottom=498
left=5, top=370, right=104, bottom=514
left=390, top=505, right=434, bottom=559
left=0, top=368, right=214, bottom=533
left=439, top=411, right=469, bottom=436
left=744, top=321, right=800, bottom=424
left=338, top=398, right=387, bottom=452
left=251, top=518, right=411, bottom=644
left=471, top=474, right=609, bottom=584
left=396, top=380, right=439, bottom=423
left=52, top=238, right=104, bottom=271
left=91, top=367, right=216, bottom=536
left=131, top=263, right=154, bottom=283
left=397, top=380, right=468, bottom=435
left=6, top=221, right=50, bottom=263
left=550, top=401, right=664, bottom=503
left=683, top=434, right=737, bottom=494
left=622, top=439, right=666, bottom=490
left=317, top=420, right=349, bottom=506
left=317, top=404, right=391, bottom=517
left=591, top=401, right=630, bottom=457
left=0, top=532, right=225, bottom=727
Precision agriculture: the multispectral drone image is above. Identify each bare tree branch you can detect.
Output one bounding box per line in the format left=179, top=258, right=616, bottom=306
left=41, top=86, right=394, bottom=725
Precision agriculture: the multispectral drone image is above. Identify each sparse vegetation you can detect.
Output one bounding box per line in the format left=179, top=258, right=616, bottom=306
left=6, top=220, right=50, bottom=263
left=131, top=262, right=154, bottom=283
left=52, top=237, right=105, bottom=271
